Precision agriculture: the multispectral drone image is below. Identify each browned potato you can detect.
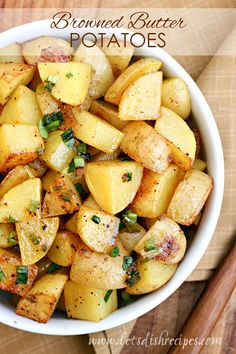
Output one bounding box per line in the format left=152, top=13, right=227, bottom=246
left=120, top=121, right=171, bottom=172
left=118, top=72, right=162, bottom=120
left=36, top=83, right=60, bottom=115
left=47, top=230, right=79, bottom=266
left=70, top=239, right=129, bottom=289
left=167, top=169, right=213, bottom=225
left=90, top=100, right=128, bottom=130
left=42, top=174, right=82, bottom=217
left=16, top=273, right=68, bottom=323
left=131, top=165, right=179, bottom=218
left=0, top=248, right=38, bottom=296
left=134, top=216, right=186, bottom=264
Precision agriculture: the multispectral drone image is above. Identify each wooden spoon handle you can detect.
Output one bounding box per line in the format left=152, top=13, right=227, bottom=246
left=169, top=239, right=236, bottom=354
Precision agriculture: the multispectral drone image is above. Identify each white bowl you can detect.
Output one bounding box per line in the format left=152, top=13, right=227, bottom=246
left=0, top=20, right=224, bottom=335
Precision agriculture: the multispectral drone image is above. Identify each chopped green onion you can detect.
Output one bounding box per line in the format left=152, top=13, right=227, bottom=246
left=41, top=244, right=48, bottom=252
left=29, top=200, right=39, bottom=214
left=35, top=147, right=45, bottom=156
left=47, top=263, right=60, bottom=273
left=8, top=215, right=16, bottom=223
left=0, top=266, right=6, bottom=282
left=91, top=215, right=101, bottom=224
left=60, top=192, right=72, bottom=202
left=126, top=269, right=140, bottom=286
left=16, top=266, right=28, bottom=285
left=119, top=222, right=125, bottom=232
left=61, top=128, right=75, bottom=149
left=30, top=235, right=41, bottom=245
left=44, top=76, right=58, bottom=93
left=46, top=120, right=61, bottom=132
left=109, top=246, right=120, bottom=257
left=122, top=256, right=133, bottom=270
left=67, top=159, right=76, bottom=173
left=104, top=290, right=113, bottom=303
left=121, top=210, right=141, bottom=233
left=75, top=183, right=87, bottom=200
left=38, top=119, right=48, bottom=138
left=42, top=111, right=64, bottom=126
left=74, top=156, right=85, bottom=168
left=76, top=143, right=87, bottom=154
left=66, top=72, right=73, bottom=78
left=7, top=231, right=18, bottom=246
left=144, top=239, right=156, bottom=252
left=122, top=172, right=132, bottom=182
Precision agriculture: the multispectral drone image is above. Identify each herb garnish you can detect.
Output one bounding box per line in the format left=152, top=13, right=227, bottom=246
left=30, top=235, right=41, bottom=245
left=75, top=183, right=87, bottom=200
left=121, top=210, right=141, bottom=233
left=144, top=239, right=156, bottom=252
left=44, top=75, right=58, bottom=93
left=109, top=246, right=120, bottom=257
left=35, top=147, right=45, bottom=156
left=104, top=290, right=113, bottom=303
left=0, top=266, right=6, bottom=282
left=91, top=215, right=101, bottom=224
left=38, top=111, right=64, bottom=138
left=16, top=266, right=28, bottom=284
left=29, top=200, right=39, bottom=214
left=7, top=231, right=18, bottom=246
left=61, top=128, right=75, bottom=149
left=66, top=72, right=73, bottom=78
left=122, top=172, right=132, bottom=182
left=47, top=263, right=60, bottom=274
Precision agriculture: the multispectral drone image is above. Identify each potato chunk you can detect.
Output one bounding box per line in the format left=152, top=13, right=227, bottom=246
left=64, top=280, right=117, bottom=321
left=16, top=217, right=59, bottom=265
left=120, top=121, right=171, bottom=172
left=119, top=225, right=146, bottom=252
left=38, top=62, right=91, bottom=106
left=47, top=230, right=79, bottom=266
left=42, top=174, right=82, bottom=217
left=119, top=72, right=162, bottom=120
left=0, top=124, right=44, bottom=173
left=105, top=58, right=162, bottom=105
left=0, top=223, right=16, bottom=248
left=68, top=206, right=119, bottom=253
left=167, top=169, right=213, bottom=225
left=0, top=248, right=38, bottom=296
left=22, top=36, right=74, bottom=65
left=90, top=100, right=128, bottom=130
left=70, top=239, right=128, bottom=289
left=131, top=165, right=179, bottom=218
left=126, top=257, right=177, bottom=295
left=134, top=216, right=186, bottom=264
left=16, top=273, right=68, bottom=323
left=85, top=160, right=143, bottom=214
left=0, top=85, right=42, bottom=125
left=161, top=78, right=191, bottom=119
left=192, top=159, right=207, bottom=171
left=0, top=43, right=24, bottom=63
left=0, top=178, right=42, bottom=223
left=155, top=107, right=196, bottom=170
left=73, top=40, right=114, bottom=99
left=40, top=130, right=75, bottom=172
left=71, top=108, right=124, bottom=153
left=0, top=63, right=35, bottom=104
left=36, top=83, right=61, bottom=115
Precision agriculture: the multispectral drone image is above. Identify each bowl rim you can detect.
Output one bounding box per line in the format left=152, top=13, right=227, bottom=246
left=0, top=19, right=224, bottom=336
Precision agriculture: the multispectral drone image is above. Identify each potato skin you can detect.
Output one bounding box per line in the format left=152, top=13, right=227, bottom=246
left=120, top=121, right=171, bottom=172
left=134, top=216, right=186, bottom=264
left=161, top=78, right=191, bottom=120
left=70, top=239, right=129, bottom=289
left=126, top=256, right=177, bottom=295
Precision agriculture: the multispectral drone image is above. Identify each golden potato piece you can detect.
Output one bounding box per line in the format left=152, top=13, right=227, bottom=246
left=131, top=165, right=179, bottom=218
left=70, top=239, right=128, bottom=289
left=71, top=206, right=119, bottom=253
left=83, top=195, right=102, bottom=211
left=192, top=159, right=207, bottom=171
left=38, top=62, right=91, bottom=106
left=0, top=223, right=16, bottom=248
left=99, top=39, right=134, bottom=77
left=0, top=178, right=42, bottom=223
left=64, top=280, right=118, bottom=321
left=161, top=78, right=191, bottom=119
left=155, top=107, right=196, bottom=170
left=118, top=72, right=162, bottom=120
left=167, top=169, right=213, bottom=225
left=0, top=43, right=23, bottom=63
left=90, top=99, right=128, bottom=130
left=71, top=108, right=124, bottom=154
left=36, top=83, right=60, bottom=115
left=16, top=217, right=59, bottom=265
left=0, top=85, right=42, bottom=125
left=126, top=257, right=177, bottom=295
left=0, top=249, right=38, bottom=296
left=47, top=230, right=79, bottom=266
left=134, top=216, right=186, bottom=264
left=73, top=40, right=114, bottom=99
left=22, top=36, right=74, bottom=65
left=105, top=58, right=162, bottom=105
left=84, top=160, right=143, bottom=214
left=0, top=124, right=44, bottom=173
left=0, top=63, right=35, bottom=104
left=120, top=121, right=171, bottom=172
left=16, top=273, right=68, bottom=323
